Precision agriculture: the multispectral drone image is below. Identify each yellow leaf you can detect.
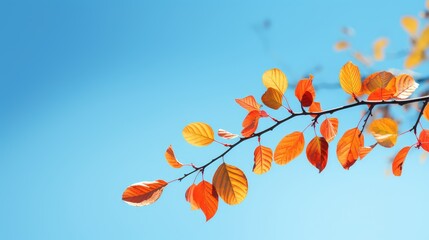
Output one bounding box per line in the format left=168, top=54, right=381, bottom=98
left=274, top=131, right=305, bottom=165
left=334, top=41, right=349, bottom=51
left=401, top=16, right=419, bottom=36
left=394, top=74, right=419, bottom=99
left=261, top=87, right=283, bottom=110
left=165, top=145, right=183, bottom=168
left=262, top=68, right=288, bottom=94
left=336, top=128, right=364, bottom=169
left=404, top=49, right=425, bottom=69
left=339, top=61, right=362, bottom=96
left=373, top=38, right=389, bottom=61
left=122, top=180, right=168, bottom=206
left=182, top=122, right=214, bottom=146
left=253, top=145, right=273, bottom=174
left=212, top=163, right=248, bottom=205
left=416, top=26, right=429, bottom=50
left=368, top=118, right=398, bottom=148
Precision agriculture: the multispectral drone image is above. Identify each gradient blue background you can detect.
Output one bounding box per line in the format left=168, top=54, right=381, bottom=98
left=1, top=1, right=429, bottom=239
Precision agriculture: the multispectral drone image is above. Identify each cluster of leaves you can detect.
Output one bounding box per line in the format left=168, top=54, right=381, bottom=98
left=122, top=61, right=429, bottom=221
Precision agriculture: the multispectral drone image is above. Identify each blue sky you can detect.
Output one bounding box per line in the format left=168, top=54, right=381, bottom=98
left=1, top=0, right=429, bottom=239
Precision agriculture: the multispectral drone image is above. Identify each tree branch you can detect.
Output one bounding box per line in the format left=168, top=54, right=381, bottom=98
left=174, top=95, right=429, bottom=182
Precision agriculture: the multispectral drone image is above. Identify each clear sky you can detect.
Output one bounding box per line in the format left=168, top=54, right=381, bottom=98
left=1, top=0, right=429, bottom=239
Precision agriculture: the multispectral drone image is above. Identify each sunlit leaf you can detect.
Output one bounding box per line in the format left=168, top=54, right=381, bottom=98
left=235, top=95, right=261, bottom=112
left=212, top=163, right=248, bottom=205
left=336, top=128, right=364, bottom=169
left=368, top=118, right=398, bottom=148
left=423, top=104, right=429, bottom=121
left=241, top=110, right=261, bottom=137
left=367, top=88, right=395, bottom=101
left=404, top=49, right=425, bottom=69
left=359, top=143, right=377, bottom=160
left=334, top=41, right=349, bottom=51
left=401, top=16, right=419, bottom=36
left=274, top=131, right=305, bottom=165
left=362, top=71, right=396, bottom=94
left=261, top=87, right=283, bottom=110
left=309, top=101, right=322, bottom=118
left=218, top=129, right=238, bottom=139
left=185, top=184, right=200, bottom=210
left=253, top=145, right=273, bottom=174
left=295, top=75, right=316, bottom=107
left=262, top=68, right=288, bottom=94
left=416, top=26, right=429, bottom=50
left=419, top=130, right=429, bottom=152
left=373, top=38, right=389, bottom=61
left=339, top=61, right=362, bottom=96
left=394, top=74, right=419, bottom=99
left=193, top=181, right=218, bottom=221
left=392, top=146, right=411, bottom=176
left=122, top=180, right=168, bottom=206
left=320, top=118, right=339, bottom=142
left=183, top=122, right=215, bottom=147
left=165, top=145, right=183, bottom=168
left=306, top=136, right=329, bottom=173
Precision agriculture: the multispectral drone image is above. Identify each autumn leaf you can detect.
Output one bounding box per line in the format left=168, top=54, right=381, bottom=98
left=394, top=74, right=419, bottom=99
left=253, top=145, right=273, bottom=174
left=353, top=52, right=372, bottom=66
left=368, top=118, right=398, bottom=148
left=336, top=128, right=364, bottom=169
left=165, top=145, right=183, bottom=168
left=362, top=71, right=396, bottom=94
left=367, top=88, right=395, bottom=101
left=193, top=181, right=218, bottom=221
left=416, top=26, right=429, bottom=50
left=401, top=16, right=418, bottom=36
left=392, top=146, right=411, bottom=176
left=306, top=136, right=329, bottom=173
left=334, top=41, right=349, bottom=51
left=262, top=68, right=288, bottom=94
left=185, top=184, right=200, bottom=210
left=212, top=163, right=248, bottom=205
left=359, top=145, right=375, bottom=160
left=122, top=180, right=168, bottom=206
left=241, top=110, right=261, bottom=137
left=320, top=118, right=339, bottom=142
left=295, top=75, right=316, bottom=107
left=373, top=38, right=389, bottom=61
left=261, top=87, right=283, bottom=110
left=235, top=95, right=261, bottom=112
left=404, top=49, right=425, bottom=69
left=218, top=129, right=238, bottom=139
left=423, top=105, right=429, bottom=121
left=419, top=130, right=429, bottom=152
left=309, top=101, right=322, bottom=118
left=339, top=61, right=362, bottom=96
left=183, top=122, right=215, bottom=147
left=274, top=131, right=305, bottom=165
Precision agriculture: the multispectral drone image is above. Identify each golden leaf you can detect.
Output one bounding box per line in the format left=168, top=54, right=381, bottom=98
left=182, top=122, right=215, bottom=147
left=339, top=61, right=362, bottom=96
left=262, top=68, right=288, bottom=94
left=261, top=87, right=283, bottom=110
left=368, top=118, right=398, bottom=148
left=212, top=163, right=248, bottom=205
left=401, top=16, right=419, bottom=36
left=253, top=145, right=273, bottom=174
left=274, top=131, right=305, bottom=165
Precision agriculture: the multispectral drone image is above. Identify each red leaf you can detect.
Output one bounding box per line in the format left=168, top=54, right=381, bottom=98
left=392, top=146, right=411, bottom=176
left=122, top=180, right=168, bottom=206
left=241, top=110, right=261, bottom=137
left=306, top=136, right=329, bottom=173
left=185, top=184, right=200, bottom=210
left=295, top=75, right=315, bottom=107
left=419, top=130, right=429, bottom=152
left=193, top=181, right=219, bottom=221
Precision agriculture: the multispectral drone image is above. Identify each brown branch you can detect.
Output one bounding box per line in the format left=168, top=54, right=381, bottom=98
left=175, top=95, right=429, bottom=182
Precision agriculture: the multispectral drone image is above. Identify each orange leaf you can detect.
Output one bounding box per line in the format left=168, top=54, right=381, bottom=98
left=419, top=130, right=429, bottom=152
left=423, top=105, right=429, bottom=121
left=193, top=180, right=218, bottom=221
left=122, top=180, right=168, bottom=206
left=368, top=118, right=398, bottom=148
left=262, top=68, right=288, bottom=94
left=367, top=88, right=395, bottom=101
left=392, top=146, right=411, bottom=176
left=306, top=136, right=329, bottom=173
left=165, top=145, right=183, bottom=168
left=261, top=87, right=283, bottom=110
left=339, top=61, right=362, bottom=96
left=373, top=38, right=389, bottom=61
left=362, top=71, right=396, bottom=94
left=182, top=122, right=215, bottom=146
left=320, top=118, right=339, bottom=142
left=336, top=128, right=364, bottom=169
left=217, top=129, right=238, bottom=139
left=294, top=75, right=316, bottom=107
left=359, top=145, right=375, bottom=160
left=235, top=95, right=261, bottom=112
left=394, top=74, right=419, bottom=99
left=185, top=184, right=200, bottom=210
left=274, top=131, right=305, bottom=165
left=401, top=16, right=419, bottom=36
left=253, top=145, right=273, bottom=174
left=353, top=52, right=372, bottom=66
left=334, top=41, right=349, bottom=51
left=241, top=110, right=261, bottom=137
left=212, top=163, right=248, bottom=205
left=309, top=101, right=322, bottom=118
